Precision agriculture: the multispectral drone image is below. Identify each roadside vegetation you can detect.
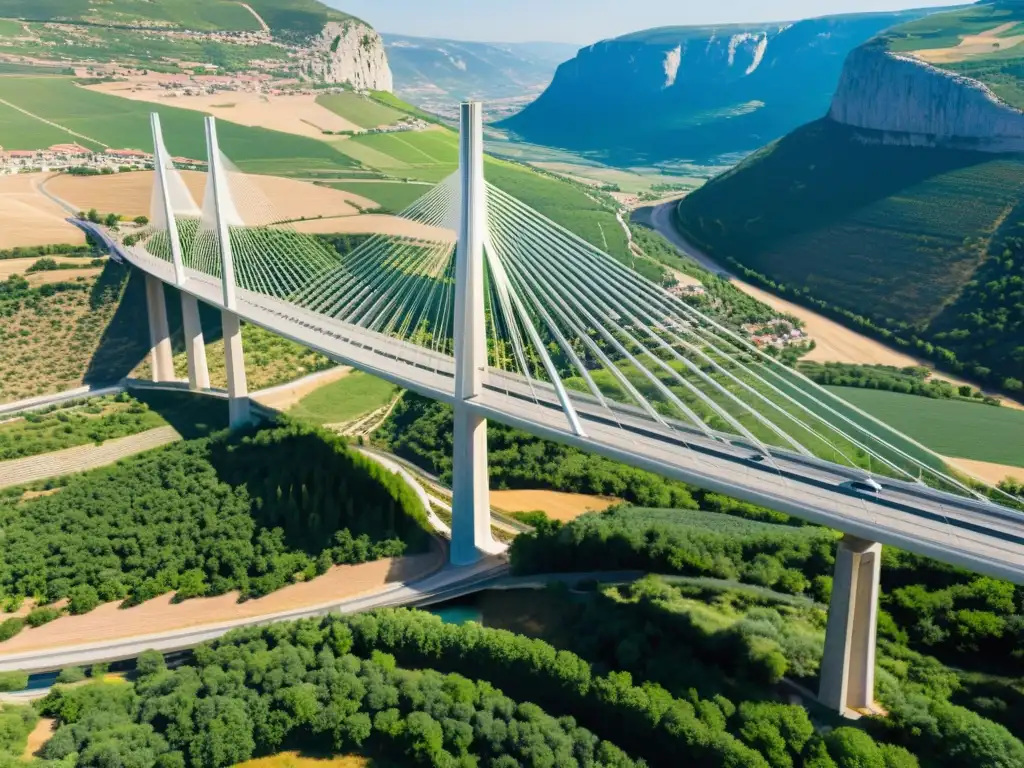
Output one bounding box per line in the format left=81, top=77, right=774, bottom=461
left=0, top=419, right=432, bottom=635
left=0, top=391, right=226, bottom=462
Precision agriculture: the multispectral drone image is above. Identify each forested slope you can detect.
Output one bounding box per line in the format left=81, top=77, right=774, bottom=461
left=676, top=118, right=1024, bottom=393
left=0, top=419, right=431, bottom=631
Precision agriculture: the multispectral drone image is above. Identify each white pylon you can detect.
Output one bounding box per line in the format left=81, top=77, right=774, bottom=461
left=150, top=112, right=186, bottom=287
left=450, top=101, right=493, bottom=566
left=204, top=116, right=239, bottom=312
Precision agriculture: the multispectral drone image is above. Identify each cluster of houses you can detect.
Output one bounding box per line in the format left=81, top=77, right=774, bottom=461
left=0, top=143, right=205, bottom=174
left=741, top=319, right=809, bottom=349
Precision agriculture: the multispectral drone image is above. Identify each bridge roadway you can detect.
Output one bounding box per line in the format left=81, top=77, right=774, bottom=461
left=120, top=245, right=1024, bottom=586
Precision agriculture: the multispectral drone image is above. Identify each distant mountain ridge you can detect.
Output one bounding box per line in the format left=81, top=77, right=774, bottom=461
left=383, top=34, right=578, bottom=117
left=501, top=9, right=935, bottom=164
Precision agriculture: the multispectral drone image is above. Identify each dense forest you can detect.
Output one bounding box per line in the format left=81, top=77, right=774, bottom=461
left=0, top=419, right=432, bottom=635
left=10, top=609, right=933, bottom=767
left=509, top=508, right=1024, bottom=681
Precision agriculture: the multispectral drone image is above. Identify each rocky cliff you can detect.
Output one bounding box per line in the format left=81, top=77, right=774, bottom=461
left=300, top=21, right=394, bottom=92
left=501, top=9, right=931, bottom=165
left=828, top=44, right=1024, bottom=151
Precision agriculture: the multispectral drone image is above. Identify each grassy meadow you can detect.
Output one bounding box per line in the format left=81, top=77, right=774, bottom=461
left=323, top=180, right=430, bottom=213
left=288, top=371, right=397, bottom=426
left=316, top=92, right=406, bottom=130
left=825, top=386, right=1024, bottom=467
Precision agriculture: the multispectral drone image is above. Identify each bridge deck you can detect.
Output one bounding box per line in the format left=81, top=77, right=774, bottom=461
left=122, top=246, right=1024, bottom=585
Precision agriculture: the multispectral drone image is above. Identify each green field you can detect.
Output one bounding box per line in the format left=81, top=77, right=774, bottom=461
left=0, top=18, right=22, bottom=35
left=825, top=386, right=1024, bottom=467
left=288, top=371, right=397, bottom=425
left=316, top=92, right=405, bottom=130
left=337, top=128, right=458, bottom=182
left=0, top=76, right=359, bottom=173
left=324, top=180, right=429, bottom=213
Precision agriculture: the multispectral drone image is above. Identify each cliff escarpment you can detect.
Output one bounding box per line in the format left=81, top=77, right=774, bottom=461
left=829, top=44, right=1024, bottom=151
left=300, top=21, right=394, bottom=91
left=500, top=9, right=932, bottom=164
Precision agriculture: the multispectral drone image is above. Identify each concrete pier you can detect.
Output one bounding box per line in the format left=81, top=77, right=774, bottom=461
left=180, top=293, right=210, bottom=391
left=145, top=274, right=174, bottom=383
left=222, top=311, right=250, bottom=429
left=818, top=535, right=883, bottom=714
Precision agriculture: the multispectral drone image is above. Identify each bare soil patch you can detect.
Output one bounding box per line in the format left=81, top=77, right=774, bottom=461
left=237, top=754, right=372, bottom=768
left=292, top=213, right=457, bottom=242
left=912, top=22, right=1024, bottom=63
left=0, top=549, right=443, bottom=654
left=945, top=456, right=1023, bottom=485
left=23, top=717, right=57, bottom=759
left=490, top=490, right=620, bottom=522
left=46, top=171, right=375, bottom=222
left=0, top=173, right=85, bottom=249
left=86, top=81, right=362, bottom=139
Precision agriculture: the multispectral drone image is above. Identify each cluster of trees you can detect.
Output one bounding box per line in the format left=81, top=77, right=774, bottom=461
left=797, top=362, right=998, bottom=403
left=0, top=419, right=432, bottom=630
left=26, top=257, right=105, bottom=273
left=0, top=393, right=168, bottom=461
left=0, top=243, right=94, bottom=262
left=35, top=618, right=642, bottom=768
left=510, top=507, right=837, bottom=598
left=339, top=609, right=917, bottom=768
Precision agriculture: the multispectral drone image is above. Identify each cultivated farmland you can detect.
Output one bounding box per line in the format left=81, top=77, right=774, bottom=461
left=323, top=180, right=430, bottom=213
left=0, top=76, right=359, bottom=172
left=316, top=92, right=406, bottom=130
left=825, top=386, right=1024, bottom=467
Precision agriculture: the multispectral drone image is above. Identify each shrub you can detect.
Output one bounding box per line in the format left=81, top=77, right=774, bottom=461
left=0, top=618, right=24, bottom=642
left=55, top=666, right=86, bottom=684
left=0, top=671, right=27, bottom=692
left=25, top=606, right=62, bottom=627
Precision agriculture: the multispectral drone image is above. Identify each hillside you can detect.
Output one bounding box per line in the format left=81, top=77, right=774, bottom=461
left=0, top=0, right=392, bottom=87
left=383, top=34, right=578, bottom=120
left=500, top=9, right=932, bottom=165
left=0, top=0, right=358, bottom=35
left=676, top=82, right=1024, bottom=391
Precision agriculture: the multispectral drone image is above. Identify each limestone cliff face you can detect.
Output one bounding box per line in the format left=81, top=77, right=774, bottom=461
left=829, top=44, right=1024, bottom=151
left=300, top=21, right=393, bottom=92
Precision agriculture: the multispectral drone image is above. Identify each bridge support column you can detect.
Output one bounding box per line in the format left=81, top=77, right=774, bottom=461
left=819, top=535, right=882, bottom=715
left=145, top=274, right=174, bottom=383
left=222, top=311, right=250, bottom=429
left=181, top=293, right=210, bottom=391
left=449, top=101, right=492, bottom=566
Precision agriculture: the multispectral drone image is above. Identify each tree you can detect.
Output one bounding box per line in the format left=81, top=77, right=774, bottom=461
left=104, top=212, right=120, bottom=228
left=134, top=216, right=150, bottom=226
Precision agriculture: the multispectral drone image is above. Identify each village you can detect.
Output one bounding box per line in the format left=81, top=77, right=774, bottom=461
left=0, top=142, right=206, bottom=175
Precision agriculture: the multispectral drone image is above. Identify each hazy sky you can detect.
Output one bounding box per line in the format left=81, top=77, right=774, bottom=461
left=332, top=0, right=965, bottom=44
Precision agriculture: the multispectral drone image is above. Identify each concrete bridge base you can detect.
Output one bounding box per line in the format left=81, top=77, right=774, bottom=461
left=818, top=535, right=883, bottom=714
left=450, top=405, right=493, bottom=566
left=145, top=274, right=174, bottom=383
left=222, top=311, right=250, bottom=429
left=181, top=293, right=210, bottom=391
